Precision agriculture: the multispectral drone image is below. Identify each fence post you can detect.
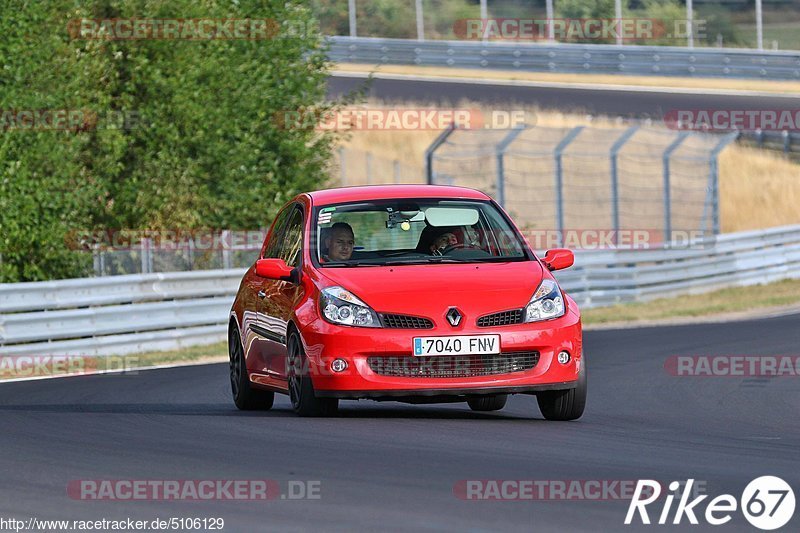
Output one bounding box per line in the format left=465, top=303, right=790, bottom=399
left=609, top=126, right=639, bottom=244
left=425, top=123, right=457, bottom=184
left=704, top=132, right=739, bottom=235
left=554, top=127, right=585, bottom=246
left=188, top=234, right=195, bottom=270
left=494, top=125, right=526, bottom=208
left=415, top=0, right=424, bottom=41
left=92, top=244, right=102, bottom=277
left=662, top=132, right=690, bottom=246
left=140, top=238, right=152, bottom=274
left=348, top=0, right=357, bottom=37
left=221, top=230, right=232, bottom=270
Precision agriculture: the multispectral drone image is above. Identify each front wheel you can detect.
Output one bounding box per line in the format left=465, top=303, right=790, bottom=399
left=229, top=326, right=274, bottom=410
left=467, top=394, right=508, bottom=412
left=287, top=332, right=338, bottom=417
left=537, top=358, right=587, bottom=421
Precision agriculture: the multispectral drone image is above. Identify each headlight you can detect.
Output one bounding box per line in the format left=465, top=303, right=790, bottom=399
left=320, top=286, right=381, bottom=328
left=524, top=279, right=565, bottom=322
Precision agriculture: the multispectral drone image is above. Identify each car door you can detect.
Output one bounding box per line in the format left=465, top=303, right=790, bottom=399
left=262, top=205, right=306, bottom=380
left=244, top=205, right=291, bottom=379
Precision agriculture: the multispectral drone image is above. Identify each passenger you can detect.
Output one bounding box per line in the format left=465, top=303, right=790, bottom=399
left=322, top=222, right=355, bottom=262
left=429, top=232, right=458, bottom=255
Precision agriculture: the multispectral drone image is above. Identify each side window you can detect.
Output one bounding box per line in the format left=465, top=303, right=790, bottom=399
left=279, top=208, right=304, bottom=267
left=263, top=207, right=291, bottom=259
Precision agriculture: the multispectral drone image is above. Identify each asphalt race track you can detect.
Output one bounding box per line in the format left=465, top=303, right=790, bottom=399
left=1, top=314, right=798, bottom=532
left=327, top=74, right=800, bottom=118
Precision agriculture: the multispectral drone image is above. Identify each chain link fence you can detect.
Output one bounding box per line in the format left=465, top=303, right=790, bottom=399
left=84, top=125, right=735, bottom=276
left=426, top=124, right=737, bottom=245
left=89, top=231, right=264, bottom=276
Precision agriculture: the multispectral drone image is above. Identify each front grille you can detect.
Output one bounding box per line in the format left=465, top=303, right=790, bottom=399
left=367, top=351, right=539, bottom=378
left=477, top=309, right=524, bottom=327
left=380, top=313, right=434, bottom=329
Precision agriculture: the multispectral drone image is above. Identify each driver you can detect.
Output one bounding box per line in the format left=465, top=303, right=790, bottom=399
left=322, top=222, right=355, bottom=262
left=429, top=232, right=458, bottom=256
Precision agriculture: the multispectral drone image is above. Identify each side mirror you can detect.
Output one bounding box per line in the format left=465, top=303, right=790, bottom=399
left=543, top=249, right=574, bottom=271
left=255, top=258, right=294, bottom=281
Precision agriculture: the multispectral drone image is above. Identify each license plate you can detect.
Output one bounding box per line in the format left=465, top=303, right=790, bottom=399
left=413, top=335, right=500, bottom=356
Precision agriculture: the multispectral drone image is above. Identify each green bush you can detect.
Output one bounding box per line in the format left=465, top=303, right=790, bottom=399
left=1, top=0, right=339, bottom=282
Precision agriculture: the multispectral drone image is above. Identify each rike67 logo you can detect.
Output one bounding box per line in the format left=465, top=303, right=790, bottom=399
left=625, top=477, right=795, bottom=530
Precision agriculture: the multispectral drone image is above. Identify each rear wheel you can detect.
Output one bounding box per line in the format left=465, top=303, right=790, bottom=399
left=229, top=326, right=274, bottom=410
left=287, top=332, right=338, bottom=417
left=537, top=358, right=587, bottom=421
left=467, top=394, right=508, bottom=412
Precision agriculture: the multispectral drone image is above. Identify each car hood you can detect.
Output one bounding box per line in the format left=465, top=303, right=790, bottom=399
left=316, top=260, right=545, bottom=322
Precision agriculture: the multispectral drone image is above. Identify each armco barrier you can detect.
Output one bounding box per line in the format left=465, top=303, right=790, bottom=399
left=1, top=226, right=799, bottom=357
left=327, top=36, right=800, bottom=80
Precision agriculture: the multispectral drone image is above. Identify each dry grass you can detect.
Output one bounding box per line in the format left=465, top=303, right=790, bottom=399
left=333, top=63, right=800, bottom=95
left=719, top=146, right=800, bottom=232
left=337, top=101, right=800, bottom=233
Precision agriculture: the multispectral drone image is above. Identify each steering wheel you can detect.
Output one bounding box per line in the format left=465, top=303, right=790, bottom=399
left=441, top=243, right=470, bottom=254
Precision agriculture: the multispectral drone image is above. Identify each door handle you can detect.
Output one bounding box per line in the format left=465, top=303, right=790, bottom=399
left=257, top=290, right=266, bottom=299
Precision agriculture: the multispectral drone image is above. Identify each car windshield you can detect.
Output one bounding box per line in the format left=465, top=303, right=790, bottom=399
left=315, top=199, right=528, bottom=266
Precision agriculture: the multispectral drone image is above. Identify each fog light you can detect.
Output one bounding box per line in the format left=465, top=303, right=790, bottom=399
left=331, top=358, right=348, bottom=373
left=557, top=351, right=571, bottom=364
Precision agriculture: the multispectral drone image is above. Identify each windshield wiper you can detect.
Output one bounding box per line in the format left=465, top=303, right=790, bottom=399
left=380, top=257, right=466, bottom=265
left=381, top=256, right=527, bottom=265
left=321, top=261, right=382, bottom=267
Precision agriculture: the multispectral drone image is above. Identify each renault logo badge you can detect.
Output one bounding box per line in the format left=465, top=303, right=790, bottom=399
left=446, top=307, right=463, bottom=327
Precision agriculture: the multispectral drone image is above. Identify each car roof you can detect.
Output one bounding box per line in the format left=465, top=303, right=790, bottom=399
left=305, top=185, right=491, bottom=206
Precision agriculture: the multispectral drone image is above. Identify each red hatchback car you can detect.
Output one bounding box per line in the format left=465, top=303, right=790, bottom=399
left=228, top=185, right=585, bottom=419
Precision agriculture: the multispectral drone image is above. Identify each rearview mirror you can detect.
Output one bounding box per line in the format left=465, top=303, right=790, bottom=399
left=424, top=207, right=479, bottom=227
left=543, top=249, right=574, bottom=271
left=255, top=258, right=295, bottom=281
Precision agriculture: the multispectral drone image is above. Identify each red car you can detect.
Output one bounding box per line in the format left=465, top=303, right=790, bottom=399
left=228, top=185, right=585, bottom=419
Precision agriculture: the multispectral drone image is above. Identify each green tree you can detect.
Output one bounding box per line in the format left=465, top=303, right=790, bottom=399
left=1, top=0, right=340, bottom=281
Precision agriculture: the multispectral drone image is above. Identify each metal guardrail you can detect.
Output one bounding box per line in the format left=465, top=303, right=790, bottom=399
left=0, top=269, right=244, bottom=356
left=551, top=225, right=800, bottom=307
left=1, top=225, right=799, bottom=356
left=328, top=36, right=800, bottom=80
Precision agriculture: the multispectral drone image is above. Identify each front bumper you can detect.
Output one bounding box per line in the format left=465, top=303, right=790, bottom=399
left=299, top=306, right=582, bottom=398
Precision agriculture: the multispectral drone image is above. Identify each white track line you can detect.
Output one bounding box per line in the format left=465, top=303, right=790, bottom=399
left=331, top=69, right=800, bottom=99
left=0, top=358, right=226, bottom=384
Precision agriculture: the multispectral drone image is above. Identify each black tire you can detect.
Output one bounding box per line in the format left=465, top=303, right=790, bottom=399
left=537, top=358, right=587, bottom=421
left=467, top=394, right=508, bottom=412
left=287, top=332, right=338, bottom=417
left=229, top=325, right=274, bottom=411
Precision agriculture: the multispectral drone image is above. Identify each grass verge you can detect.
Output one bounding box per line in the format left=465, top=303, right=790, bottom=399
left=582, top=278, right=800, bottom=325
left=0, top=342, right=227, bottom=381
left=127, top=342, right=227, bottom=367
